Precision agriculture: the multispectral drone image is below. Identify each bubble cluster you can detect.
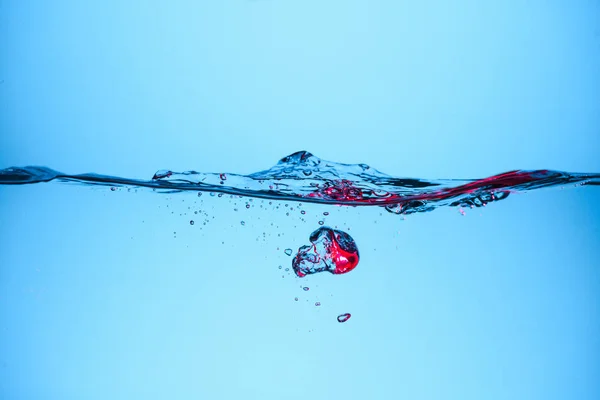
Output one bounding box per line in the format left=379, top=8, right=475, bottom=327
left=292, top=226, right=359, bottom=278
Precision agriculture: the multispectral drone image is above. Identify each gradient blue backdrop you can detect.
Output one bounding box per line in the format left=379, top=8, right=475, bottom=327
left=1, top=1, right=599, bottom=399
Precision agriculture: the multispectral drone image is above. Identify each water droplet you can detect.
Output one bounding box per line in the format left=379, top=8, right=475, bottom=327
left=337, top=313, right=351, bottom=323
left=190, top=220, right=194, bottom=225
left=284, top=248, right=293, bottom=256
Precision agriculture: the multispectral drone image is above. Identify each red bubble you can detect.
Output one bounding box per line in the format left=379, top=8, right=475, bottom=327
left=292, top=227, right=359, bottom=277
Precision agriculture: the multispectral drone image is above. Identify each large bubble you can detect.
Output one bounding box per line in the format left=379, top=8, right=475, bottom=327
left=292, top=226, right=359, bottom=278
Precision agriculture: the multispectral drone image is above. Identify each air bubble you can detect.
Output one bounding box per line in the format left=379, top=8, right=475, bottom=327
left=292, top=226, right=359, bottom=277
left=337, top=313, right=351, bottom=323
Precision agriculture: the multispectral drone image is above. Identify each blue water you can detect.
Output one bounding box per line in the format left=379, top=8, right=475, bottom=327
left=1, top=1, right=599, bottom=399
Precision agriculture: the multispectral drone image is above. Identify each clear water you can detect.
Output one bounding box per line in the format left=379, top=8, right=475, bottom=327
left=1, top=1, right=599, bottom=399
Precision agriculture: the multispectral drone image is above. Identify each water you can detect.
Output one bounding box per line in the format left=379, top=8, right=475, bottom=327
left=2, top=1, right=600, bottom=399
left=2, top=151, right=598, bottom=215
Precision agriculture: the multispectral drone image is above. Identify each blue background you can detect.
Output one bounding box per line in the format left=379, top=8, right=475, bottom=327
left=1, top=1, right=599, bottom=399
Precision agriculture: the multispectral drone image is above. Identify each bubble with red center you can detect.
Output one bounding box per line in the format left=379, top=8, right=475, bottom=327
left=292, top=226, right=359, bottom=277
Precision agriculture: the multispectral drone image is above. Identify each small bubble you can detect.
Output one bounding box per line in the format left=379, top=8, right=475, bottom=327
left=337, top=313, right=351, bottom=323
left=198, top=192, right=202, bottom=197
left=241, top=221, right=245, bottom=226
left=190, top=220, right=194, bottom=225
left=110, top=187, right=117, bottom=191
left=294, top=297, right=298, bottom=301
left=246, top=204, right=250, bottom=209
left=301, top=210, right=306, bottom=215
left=210, top=192, right=215, bottom=197
left=303, top=287, right=309, bottom=291
left=323, top=212, right=329, bottom=216
left=278, top=265, right=282, bottom=269
left=218, top=193, right=223, bottom=198
left=315, top=302, right=321, bottom=307
left=284, top=249, right=293, bottom=256
left=220, top=173, right=227, bottom=181
left=318, top=221, right=324, bottom=225
left=285, top=268, right=289, bottom=271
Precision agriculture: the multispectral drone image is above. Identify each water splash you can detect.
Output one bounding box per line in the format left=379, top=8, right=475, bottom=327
left=0, top=151, right=598, bottom=215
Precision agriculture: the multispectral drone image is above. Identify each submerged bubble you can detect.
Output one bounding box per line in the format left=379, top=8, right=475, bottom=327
left=337, top=313, right=351, bottom=323
left=292, top=226, right=359, bottom=278
left=284, top=248, right=293, bottom=256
